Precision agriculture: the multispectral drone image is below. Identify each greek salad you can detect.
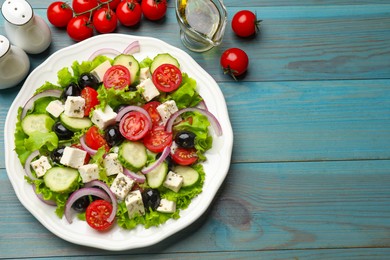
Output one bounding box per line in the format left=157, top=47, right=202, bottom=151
left=14, top=41, right=222, bottom=231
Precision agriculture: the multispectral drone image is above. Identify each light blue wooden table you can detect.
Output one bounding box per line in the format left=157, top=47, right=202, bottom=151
left=1, top=0, right=390, bottom=258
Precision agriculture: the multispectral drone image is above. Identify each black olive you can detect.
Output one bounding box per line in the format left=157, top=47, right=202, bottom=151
left=50, top=146, right=65, bottom=164
left=156, top=153, right=174, bottom=171
left=175, top=130, right=196, bottom=148
left=78, top=72, right=99, bottom=89
left=142, top=189, right=161, bottom=212
left=114, top=104, right=127, bottom=113
left=62, top=82, right=81, bottom=101
left=104, top=124, right=124, bottom=147
left=53, top=121, right=74, bottom=140
left=71, top=196, right=90, bottom=212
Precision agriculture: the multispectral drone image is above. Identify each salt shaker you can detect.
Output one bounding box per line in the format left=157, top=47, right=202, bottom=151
left=1, top=0, right=52, bottom=54
left=0, top=35, right=30, bottom=89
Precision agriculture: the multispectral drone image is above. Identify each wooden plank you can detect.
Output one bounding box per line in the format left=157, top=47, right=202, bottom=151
left=1, top=160, right=390, bottom=258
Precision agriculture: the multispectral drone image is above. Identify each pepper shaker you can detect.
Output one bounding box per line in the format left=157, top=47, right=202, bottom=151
left=1, top=0, right=52, bottom=54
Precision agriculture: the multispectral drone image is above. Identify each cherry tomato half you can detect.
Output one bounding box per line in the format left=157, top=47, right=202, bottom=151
left=143, top=126, right=172, bottom=153
left=119, top=111, right=151, bottom=141
left=141, top=0, right=167, bottom=21
left=143, top=101, right=161, bottom=125
left=116, top=0, right=142, bottom=27
left=171, top=147, right=198, bottom=166
left=85, top=200, right=114, bottom=231
left=67, top=16, right=94, bottom=42
left=231, top=10, right=261, bottom=37
left=81, top=87, right=99, bottom=116
left=85, top=125, right=109, bottom=151
left=92, top=8, right=118, bottom=34
left=103, top=65, right=131, bottom=89
left=47, top=1, right=73, bottom=28
left=152, top=64, right=182, bottom=92
left=220, top=48, right=249, bottom=79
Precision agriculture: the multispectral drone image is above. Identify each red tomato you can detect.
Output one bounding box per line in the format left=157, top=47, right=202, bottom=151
left=141, top=0, right=167, bottom=21
left=81, top=87, right=99, bottom=116
left=143, top=126, right=172, bottom=153
left=92, top=8, right=118, bottom=34
left=152, top=64, right=182, bottom=92
left=116, top=1, right=142, bottom=27
left=220, top=48, right=249, bottom=79
left=47, top=2, right=74, bottom=28
left=85, top=200, right=114, bottom=231
left=100, top=0, right=121, bottom=10
left=171, top=147, right=198, bottom=166
left=85, top=126, right=109, bottom=151
left=119, top=111, right=151, bottom=141
left=67, top=16, right=94, bottom=42
left=72, top=0, right=99, bottom=15
left=143, top=101, right=161, bottom=125
left=103, top=65, right=131, bottom=89
left=231, top=10, right=261, bottom=37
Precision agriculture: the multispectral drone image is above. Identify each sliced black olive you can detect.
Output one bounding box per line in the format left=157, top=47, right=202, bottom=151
left=104, top=124, right=124, bottom=147
left=53, top=121, right=74, bottom=140
left=78, top=72, right=99, bottom=89
left=61, top=82, right=81, bottom=101
left=142, top=188, right=161, bottom=212
left=175, top=130, right=196, bottom=148
left=50, top=146, right=65, bottom=164
left=71, top=196, right=90, bottom=213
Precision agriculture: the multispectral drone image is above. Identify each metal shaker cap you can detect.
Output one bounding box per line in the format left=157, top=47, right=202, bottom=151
left=1, top=0, right=33, bottom=26
left=0, top=35, right=11, bottom=58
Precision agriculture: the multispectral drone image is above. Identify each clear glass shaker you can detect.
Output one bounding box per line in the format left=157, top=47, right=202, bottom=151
left=1, top=0, right=52, bottom=54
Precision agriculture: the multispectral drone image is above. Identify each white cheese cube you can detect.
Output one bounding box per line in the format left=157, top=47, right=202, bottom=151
left=60, top=146, right=87, bottom=169
left=139, top=67, right=151, bottom=81
left=163, top=171, right=184, bottom=192
left=125, top=190, right=145, bottom=219
left=103, top=153, right=123, bottom=176
left=46, top=100, right=64, bottom=118
left=64, top=96, right=85, bottom=118
left=91, top=105, right=117, bottom=130
left=90, top=60, right=112, bottom=82
left=110, top=172, right=134, bottom=200
left=78, top=163, right=99, bottom=183
left=156, top=199, right=176, bottom=213
left=136, top=78, right=160, bottom=102
left=30, top=155, right=52, bottom=178
left=157, top=100, right=178, bottom=125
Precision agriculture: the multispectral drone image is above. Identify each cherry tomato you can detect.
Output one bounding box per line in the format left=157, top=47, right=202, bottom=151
left=81, top=87, right=99, bottom=116
left=47, top=2, right=74, bottom=28
left=100, top=0, right=121, bottom=10
left=143, top=101, right=161, bottom=125
left=93, top=8, right=118, bottom=34
left=171, top=147, right=198, bottom=166
left=67, top=16, right=94, bottom=42
left=119, top=111, right=151, bottom=141
left=141, top=0, right=167, bottom=21
left=116, top=0, right=142, bottom=27
left=85, top=125, right=109, bottom=151
left=152, top=64, right=182, bottom=92
left=85, top=200, right=114, bottom=231
left=220, top=48, right=249, bottom=79
left=72, top=0, right=99, bottom=15
left=143, top=126, right=172, bottom=153
left=231, top=10, right=261, bottom=37
left=103, top=65, right=131, bottom=89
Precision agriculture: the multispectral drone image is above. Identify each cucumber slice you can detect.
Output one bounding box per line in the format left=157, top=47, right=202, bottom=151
left=118, top=141, right=147, bottom=172
left=150, top=53, right=180, bottom=74
left=44, top=167, right=79, bottom=193
left=60, top=113, right=92, bottom=131
left=146, top=162, right=168, bottom=188
left=173, top=166, right=200, bottom=187
left=113, top=54, right=140, bottom=85
left=22, top=114, right=55, bottom=136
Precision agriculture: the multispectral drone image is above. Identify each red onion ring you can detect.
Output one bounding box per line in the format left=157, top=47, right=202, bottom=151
left=123, top=41, right=140, bottom=54
left=165, top=108, right=223, bottom=136
left=32, top=184, right=57, bottom=206
left=84, top=180, right=118, bottom=223
left=64, top=187, right=111, bottom=224
left=123, top=168, right=146, bottom=183
left=79, top=135, right=98, bottom=156
left=21, top=89, right=62, bottom=120
left=24, top=150, right=40, bottom=181
left=88, top=48, right=121, bottom=61
left=115, top=105, right=152, bottom=130
left=141, top=146, right=171, bottom=174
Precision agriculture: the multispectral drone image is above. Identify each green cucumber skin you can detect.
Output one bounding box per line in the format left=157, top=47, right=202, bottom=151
left=118, top=141, right=148, bottom=172
left=113, top=54, right=140, bottom=86
left=44, top=167, right=79, bottom=193
left=146, top=162, right=168, bottom=189
left=173, top=166, right=200, bottom=187
left=22, top=114, right=55, bottom=136
left=150, top=53, right=180, bottom=74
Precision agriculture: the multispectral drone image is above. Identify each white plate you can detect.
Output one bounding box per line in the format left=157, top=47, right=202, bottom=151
left=4, top=34, right=233, bottom=251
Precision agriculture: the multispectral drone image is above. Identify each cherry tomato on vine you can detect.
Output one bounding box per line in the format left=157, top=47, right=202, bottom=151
left=220, top=48, right=249, bottom=79
left=152, top=64, right=182, bottom=92
left=141, top=0, right=167, bottom=21
left=116, top=0, right=142, bottom=27
left=72, top=0, right=99, bottom=15
left=85, top=200, right=114, bottom=231
left=47, top=1, right=73, bottom=28
left=231, top=10, right=261, bottom=37
left=100, top=0, right=121, bottom=10
left=67, top=16, right=94, bottom=42
left=93, top=8, right=118, bottom=34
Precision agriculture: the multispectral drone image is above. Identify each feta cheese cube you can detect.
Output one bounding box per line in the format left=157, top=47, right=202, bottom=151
left=91, top=105, right=117, bottom=130
left=103, top=153, right=123, bottom=176
left=136, top=78, right=160, bottom=102
left=156, top=199, right=176, bottom=213
left=163, top=171, right=184, bottom=192
left=78, top=163, right=99, bottom=183
left=46, top=100, right=64, bottom=118
left=64, top=96, right=85, bottom=118
left=90, top=60, right=112, bottom=82
left=157, top=100, right=178, bottom=125
left=60, top=146, right=87, bottom=169
left=125, top=190, right=145, bottom=219
left=30, top=155, right=52, bottom=178
left=139, top=67, right=151, bottom=81
left=110, top=172, right=134, bottom=200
